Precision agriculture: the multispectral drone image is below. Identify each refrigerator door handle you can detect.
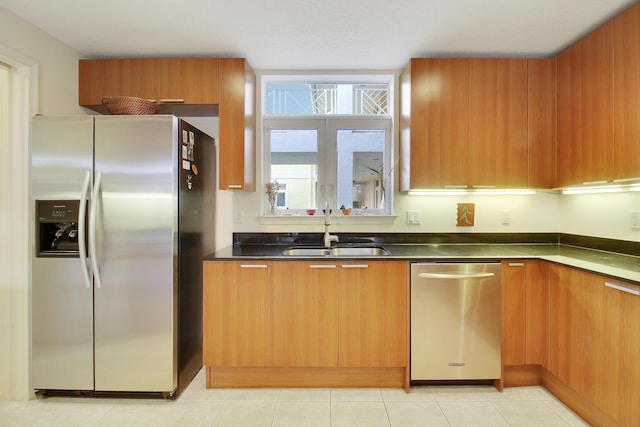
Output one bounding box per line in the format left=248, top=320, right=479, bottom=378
left=89, top=171, right=103, bottom=289
left=78, top=170, right=92, bottom=289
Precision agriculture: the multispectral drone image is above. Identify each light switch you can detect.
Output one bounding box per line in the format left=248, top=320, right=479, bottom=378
left=407, top=210, right=421, bottom=225
left=501, top=210, right=512, bottom=225
left=233, top=209, right=243, bottom=224
left=631, top=211, right=640, bottom=229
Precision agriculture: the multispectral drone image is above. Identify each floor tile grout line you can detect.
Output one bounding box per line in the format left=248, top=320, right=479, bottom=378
left=434, top=400, right=454, bottom=427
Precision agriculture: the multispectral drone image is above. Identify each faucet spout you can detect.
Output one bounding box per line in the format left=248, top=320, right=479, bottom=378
left=323, top=202, right=339, bottom=248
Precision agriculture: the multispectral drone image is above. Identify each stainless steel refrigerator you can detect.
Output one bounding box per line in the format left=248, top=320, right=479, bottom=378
left=31, top=115, right=215, bottom=397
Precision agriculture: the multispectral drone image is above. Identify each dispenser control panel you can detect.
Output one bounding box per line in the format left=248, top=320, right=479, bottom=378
left=36, top=200, right=83, bottom=257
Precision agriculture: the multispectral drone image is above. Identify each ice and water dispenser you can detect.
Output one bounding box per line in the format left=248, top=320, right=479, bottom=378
left=36, top=200, right=83, bottom=257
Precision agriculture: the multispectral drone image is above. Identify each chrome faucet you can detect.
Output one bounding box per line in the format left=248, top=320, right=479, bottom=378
left=323, top=201, right=339, bottom=249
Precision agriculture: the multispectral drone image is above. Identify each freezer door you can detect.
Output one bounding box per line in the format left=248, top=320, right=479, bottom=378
left=31, top=116, right=95, bottom=390
left=93, top=115, right=178, bottom=393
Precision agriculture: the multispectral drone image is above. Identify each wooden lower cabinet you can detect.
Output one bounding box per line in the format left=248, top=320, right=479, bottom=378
left=271, top=262, right=339, bottom=367
left=548, top=264, right=640, bottom=427
left=502, top=260, right=549, bottom=368
left=502, top=261, right=640, bottom=426
left=202, top=261, right=270, bottom=367
left=203, top=260, right=408, bottom=389
left=339, top=262, right=407, bottom=367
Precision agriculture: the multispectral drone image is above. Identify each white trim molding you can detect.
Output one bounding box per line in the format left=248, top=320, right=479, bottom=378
left=0, top=46, right=38, bottom=401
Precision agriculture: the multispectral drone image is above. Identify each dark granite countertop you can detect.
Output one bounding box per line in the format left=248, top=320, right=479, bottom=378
left=204, top=233, right=640, bottom=285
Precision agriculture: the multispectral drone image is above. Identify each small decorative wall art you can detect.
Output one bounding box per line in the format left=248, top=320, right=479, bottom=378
left=457, top=203, right=475, bottom=226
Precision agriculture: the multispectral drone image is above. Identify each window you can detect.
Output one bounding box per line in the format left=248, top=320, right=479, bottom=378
left=264, top=79, right=393, bottom=216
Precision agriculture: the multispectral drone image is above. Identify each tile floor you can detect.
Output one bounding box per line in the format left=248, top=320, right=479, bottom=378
left=0, top=369, right=590, bottom=427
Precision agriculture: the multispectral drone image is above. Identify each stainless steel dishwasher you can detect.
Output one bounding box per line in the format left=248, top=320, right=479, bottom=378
left=410, top=262, right=502, bottom=381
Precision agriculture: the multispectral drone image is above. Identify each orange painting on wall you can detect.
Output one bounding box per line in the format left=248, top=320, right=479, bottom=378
left=457, top=203, right=475, bottom=226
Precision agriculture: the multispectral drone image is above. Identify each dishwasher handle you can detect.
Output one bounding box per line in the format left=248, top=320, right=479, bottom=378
left=417, top=272, right=495, bottom=280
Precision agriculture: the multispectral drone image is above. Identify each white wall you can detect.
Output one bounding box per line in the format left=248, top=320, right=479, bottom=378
left=0, top=7, right=84, bottom=115
left=0, top=6, right=83, bottom=400
left=231, top=189, right=561, bottom=234
left=561, top=192, right=640, bottom=242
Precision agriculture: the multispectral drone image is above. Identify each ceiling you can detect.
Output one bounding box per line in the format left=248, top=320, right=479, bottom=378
left=1, top=0, right=637, bottom=70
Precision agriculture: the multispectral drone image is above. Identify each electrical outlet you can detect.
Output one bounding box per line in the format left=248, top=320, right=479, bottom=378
left=233, top=209, right=243, bottom=224
left=407, top=210, right=421, bottom=225
left=631, top=211, right=640, bottom=229
left=501, top=210, right=512, bottom=225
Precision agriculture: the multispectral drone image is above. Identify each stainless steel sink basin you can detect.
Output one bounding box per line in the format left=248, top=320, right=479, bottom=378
left=282, top=246, right=390, bottom=256
left=330, top=247, right=390, bottom=256
left=282, top=247, right=331, bottom=256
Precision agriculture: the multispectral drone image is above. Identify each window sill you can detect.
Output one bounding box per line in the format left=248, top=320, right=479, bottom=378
left=257, top=214, right=398, bottom=225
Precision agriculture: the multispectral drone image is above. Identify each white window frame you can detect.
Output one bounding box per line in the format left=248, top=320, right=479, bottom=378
left=261, top=74, right=395, bottom=218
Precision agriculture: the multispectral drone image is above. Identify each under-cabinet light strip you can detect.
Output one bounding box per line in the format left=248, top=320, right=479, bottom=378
left=408, top=189, right=536, bottom=196
left=562, top=183, right=640, bottom=195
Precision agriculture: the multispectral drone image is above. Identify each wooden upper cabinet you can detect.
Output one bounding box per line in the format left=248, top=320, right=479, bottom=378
left=612, top=3, right=640, bottom=181
left=157, top=58, right=219, bottom=104
left=401, top=57, right=537, bottom=190
left=78, top=58, right=158, bottom=105
left=469, top=58, right=528, bottom=188
left=557, top=22, right=614, bottom=187
left=528, top=58, right=557, bottom=189
left=400, top=58, right=470, bottom=190
left=78, top=57, right=218, bottom=113
left=218, top=58, right=256, bottom=191
left=78, top=59, right=106, bottom=106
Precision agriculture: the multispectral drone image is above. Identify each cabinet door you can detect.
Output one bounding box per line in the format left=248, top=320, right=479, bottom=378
left=218, top=58, right=256, bottom=191
left=338, top=262, right=407, bottom=367
left=612, top=3, right=640, bottom=181
left=608, top=277, right=640, bottom=426
left=78, top=58, right=158, bottom=104
left=401, top=58, right=470, bottom=190
left=502, top=260, right=550, bottom=367
left=557, top=23, right=614, bottom=187
left=502, top=261, right=526, bottom=365
left=549, top=266, right=619, bottom=420
left=469, top=59, right=528, bottom=188
left=202, top=261, right=271, bottom=367
left=524, top=261, right=549, bottom=366
left=271, top=262, right=339, bottom=367
left=158, top=58, right=219, bottom=104
left=528, top=58, right=557, bottom=189
left=79, top=59, right=106, bottom=106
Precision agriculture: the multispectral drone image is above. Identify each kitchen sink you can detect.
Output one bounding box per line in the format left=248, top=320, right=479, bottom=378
left=282, top=247, right=331, bottom=256
left=330, top=247, right=390, bottom=256
left=282, top=246, right=390, bottom=257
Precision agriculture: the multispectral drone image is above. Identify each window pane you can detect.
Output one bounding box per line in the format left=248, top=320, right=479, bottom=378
left=266, top=84, right=388, bottom=115
left=270, top=129, right=318, bottom=209
left=336, top=129, right=385, bottom=210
